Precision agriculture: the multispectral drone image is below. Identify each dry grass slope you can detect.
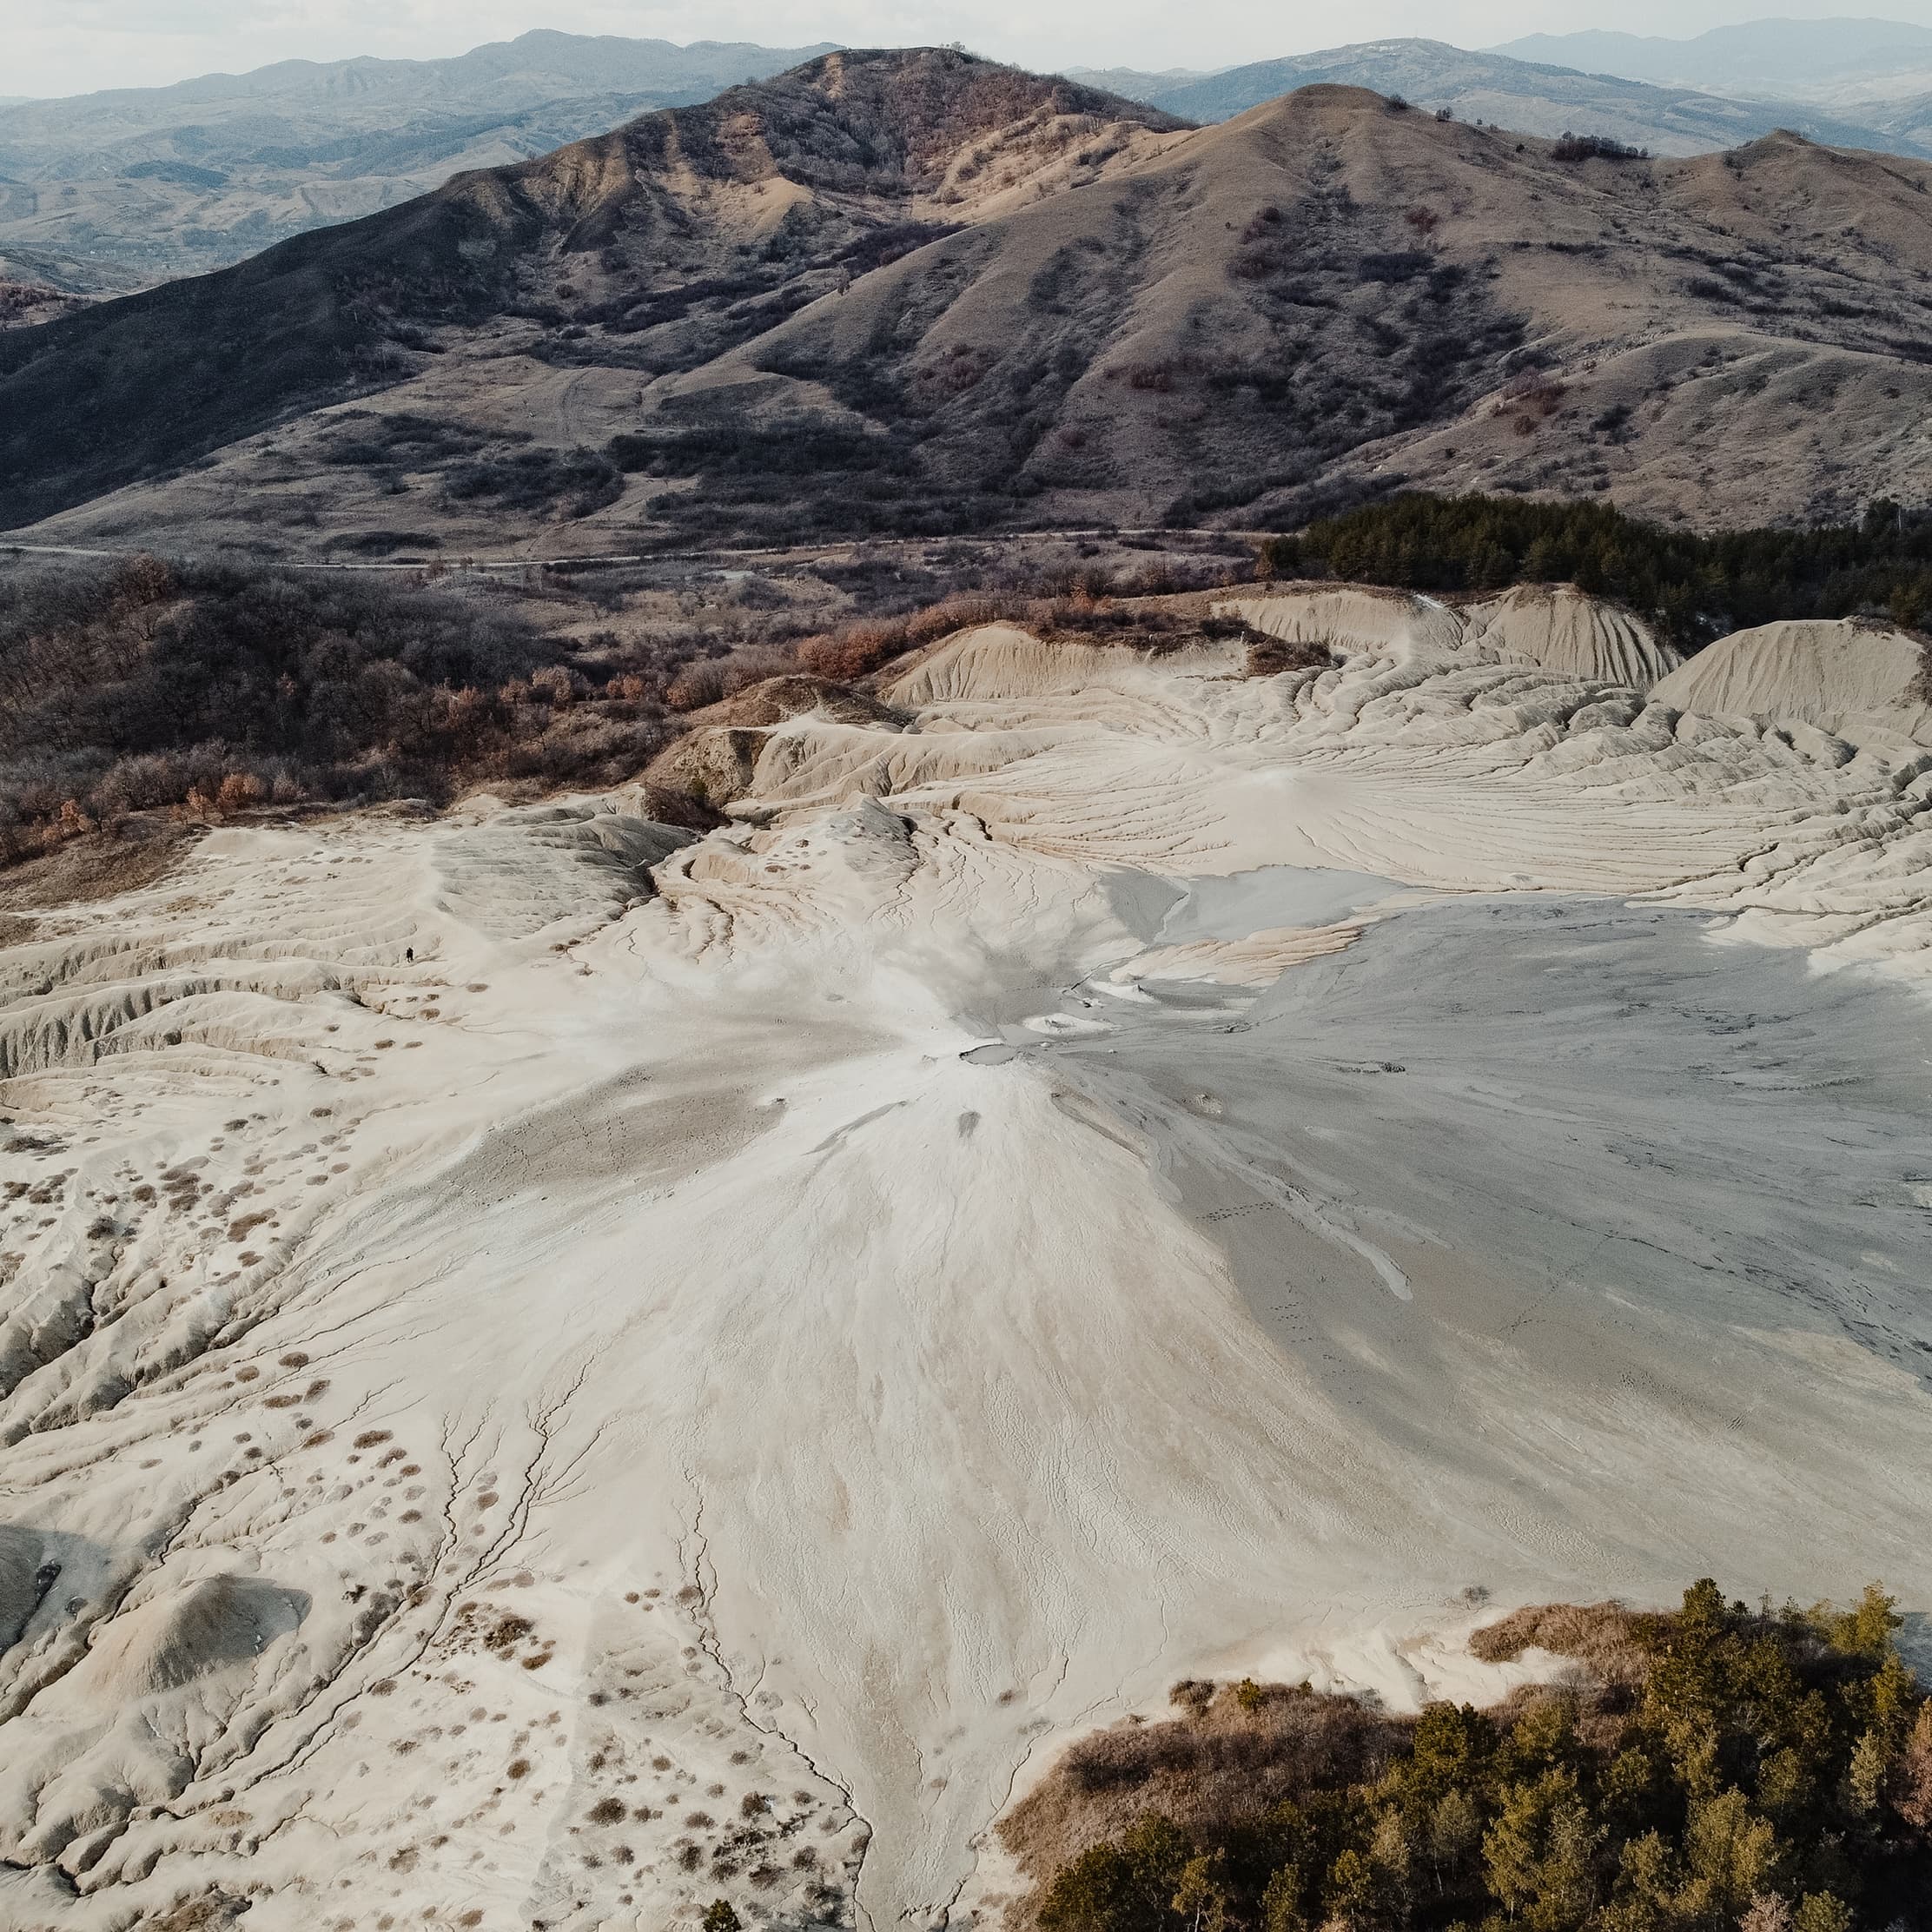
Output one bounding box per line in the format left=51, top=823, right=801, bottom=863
left=0, top=50, right=1181, bottom=535
left=13, top=63, right=1932, bottom=552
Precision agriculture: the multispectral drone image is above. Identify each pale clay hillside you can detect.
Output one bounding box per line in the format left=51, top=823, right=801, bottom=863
left=2, top=584, right=1931, bottom=1929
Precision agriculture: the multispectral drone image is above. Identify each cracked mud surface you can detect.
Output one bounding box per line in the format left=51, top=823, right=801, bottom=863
left=3, top=605, right=1932, bottom=1929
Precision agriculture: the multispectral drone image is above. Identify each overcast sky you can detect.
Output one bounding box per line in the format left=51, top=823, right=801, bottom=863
left=8, top=1, right=1932, bottom=98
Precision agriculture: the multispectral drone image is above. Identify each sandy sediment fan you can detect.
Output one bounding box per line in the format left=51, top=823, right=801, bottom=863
left=1222, top=584, right=1468, bottom=664
left=1228, top=586, right=1932, bottom=748
left=1460, top=583, right=1682, bottom=688
left=645, top=632, right=1198, bottom=820
left=879, top=626, right=1174, bottom=705
left=644, top=594, right=1931, bottom=917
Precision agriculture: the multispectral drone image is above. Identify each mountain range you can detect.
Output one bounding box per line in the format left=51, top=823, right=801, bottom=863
left=0, top=30, right=834, bottom=292
left=1492, top=18, right=1932, bottom=104
left=18, top=23, right=1932, bottom=302
left=1071, top=39, right=1916, bottom=153
left=8, top=48, right=1932, bottom=556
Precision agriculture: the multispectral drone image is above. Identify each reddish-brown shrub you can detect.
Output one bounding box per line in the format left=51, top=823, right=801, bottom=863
left=666, top=660, right=731, bottom=711
left=999, top=1680, right=1412, bottom=1905
left=215, top=771, right=266, bottom=812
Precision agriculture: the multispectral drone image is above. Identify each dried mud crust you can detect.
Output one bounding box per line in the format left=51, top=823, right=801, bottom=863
left=3, top=604, right=1932, bottom=1927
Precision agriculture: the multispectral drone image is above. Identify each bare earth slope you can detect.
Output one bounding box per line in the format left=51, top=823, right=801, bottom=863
left=715, top=87, right=1932, bottom=536
left=11, top=71, right=1932, bottom=554
left=1649, top=613, right=1932, bottom=738
left=0, top=50, right=1184, bottom=539
left=2, top=596, right=1930, bottom=1930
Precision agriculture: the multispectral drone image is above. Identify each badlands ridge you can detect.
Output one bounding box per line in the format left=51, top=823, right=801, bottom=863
left=2, top=586, right=1931, bottom=1930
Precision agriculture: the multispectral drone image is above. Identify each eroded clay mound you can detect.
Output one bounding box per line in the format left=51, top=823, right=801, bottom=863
left=682, top=675, right=905, bottom=733
left=429, top=801, right=696, bottom=941
left=880, top=625, right=1136, bottom=706
left=46, top=1574, right=304, bottom=1705
left=4, top=597, right=1932, bottom=1932
left=642, top=725, right=772, bottom=810
left=1462, top=585, right=1681, bottom=690
left=1220, top=586, right=1466, bottom=662
left=645, top=674, right=908, bottom=806
left=1651, top=619, right=1932, bottom=741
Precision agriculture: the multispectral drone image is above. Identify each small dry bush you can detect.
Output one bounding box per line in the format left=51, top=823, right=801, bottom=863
left=665, top=658, right=732, bottom=710
left=1466, top=1598, right=1651, bottom=1685
left=1001, top=1679, right=1410, bottom=1896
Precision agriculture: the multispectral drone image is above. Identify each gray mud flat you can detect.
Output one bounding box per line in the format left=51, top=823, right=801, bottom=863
left=1069, top=896, right=1930, bottom=1368
left=1014, top=893, right=1932, bottom=1605
left=1108, top=862, right=1412, bottom=946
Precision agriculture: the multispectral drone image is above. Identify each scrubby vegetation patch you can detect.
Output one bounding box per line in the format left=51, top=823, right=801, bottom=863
left=1261, top=493, right=1932, bottom=647
left=0, top=556, right=680, bottom=864
left=1005, top=1582, right=1932, bottom=1932
left=1551, top=134, right=1651, bottom=163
